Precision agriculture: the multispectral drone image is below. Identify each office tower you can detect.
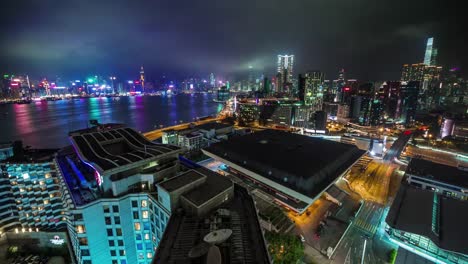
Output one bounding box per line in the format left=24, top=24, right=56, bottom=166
left=237, top=102, right=260, bottom=126
left=313, top=111, right=327, bottom=130
left=262, top=76, right=270, bottom=95
left=248, top=65, right=255, bottom=91
left=430, top=48, right=438, bottom=66
left=139, top=66, right=145, bottom=91
left=0, top=144, right=68, bottom=234
left=401, top=64, right=425, bottom=82
left=369, top=99, right=384, bottom=126
left=379, top=81, right=401, bottom=121
left=61, top=124, right=183, bottom=264
left=275, top=72, right=283, bottom=93
left=298, top=71, right=324, bottom=112
left=423, top=37, right=434, bottom=65
left=399, top=81, right=419, bottom=125
left=209, top=73, right=215, bottom=88
left=277, top=55, right=294, bottom=92
left=1, top=74, right=11, bottom=98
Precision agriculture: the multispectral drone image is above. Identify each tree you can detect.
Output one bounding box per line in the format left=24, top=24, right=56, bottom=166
left=265, top=231, right=304, bottom=264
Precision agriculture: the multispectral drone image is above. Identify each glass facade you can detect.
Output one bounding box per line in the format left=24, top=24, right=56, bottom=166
left=388, top=228, right=468, bottom=264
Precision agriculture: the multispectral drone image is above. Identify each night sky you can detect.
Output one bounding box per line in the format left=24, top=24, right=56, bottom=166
left=0, top=0, right=465, bottom=81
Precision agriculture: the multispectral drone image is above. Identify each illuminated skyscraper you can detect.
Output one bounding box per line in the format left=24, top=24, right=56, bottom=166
left=400, top=81, right=419, bottom=125
left=209, top=73, right=215, bottom=88
left=423, top=37, right=434, bottom=65
left=139, top=66, right=145, bottom=91
left=401, top=63, right=425, bottom=82
left=298, top=71, right=324, bottom=112
left=277, top=55, right=294, bottom=92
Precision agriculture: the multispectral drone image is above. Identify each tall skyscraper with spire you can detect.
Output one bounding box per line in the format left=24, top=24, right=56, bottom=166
left=139, top=66, right=145, bottom=91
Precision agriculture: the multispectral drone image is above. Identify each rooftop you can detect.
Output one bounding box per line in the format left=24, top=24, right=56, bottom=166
left=158, top=170, right=206, bottom=192
left=2, top=148, right=59, bottom=163
left=182, top=167, right=233, bottom=207
left=406, top=158, right=468, bottom=188
left=69, top=126, right=181, bottom=174
left=204, top=129, right=365, bottom=198
left=386, top=183, right=468, bottom=255
left=196, top=122, right=233, bottom=131
left=154, top=185, right=270, bottom=264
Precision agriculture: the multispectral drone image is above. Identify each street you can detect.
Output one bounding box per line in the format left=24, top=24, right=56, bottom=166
left=404, top=145, right=468, bottom=167
left=331, top=202, right=395, bottom=264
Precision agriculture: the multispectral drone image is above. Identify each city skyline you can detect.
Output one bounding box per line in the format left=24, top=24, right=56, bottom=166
left=0, top=0, right=466, bottom=80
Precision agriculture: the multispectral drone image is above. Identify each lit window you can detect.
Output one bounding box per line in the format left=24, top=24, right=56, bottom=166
left=147, top=252, right=153, bottom=259
left=77, top=225, right=85, bottom=234
left=116, top=228, right=122, bottom=236
left=142, top=211, right=148, bottom=219
left=144, top=233, right=150, bottom=240
left=119, top=250, right=125, bottom=256
left=141, top=200, right=147, bottom=207
left=42, top=199, right=48, bottom=204
left=138, top=253, right=144, bottom=259
left=134, top=222, right=141, bottom=231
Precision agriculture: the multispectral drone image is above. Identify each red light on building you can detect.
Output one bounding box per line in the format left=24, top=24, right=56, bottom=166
left=404, top=130, right=412, bottom=135
left=344, top=87, right=350, bottom=91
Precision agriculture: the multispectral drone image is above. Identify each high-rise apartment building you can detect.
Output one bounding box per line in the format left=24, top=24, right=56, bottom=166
left=298, top=71, right=324, bottom=112
left=276, top=55, right=294, bottom=92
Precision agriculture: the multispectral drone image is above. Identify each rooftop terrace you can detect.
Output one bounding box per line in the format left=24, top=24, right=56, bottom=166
left=154, top=185, right=270, bottom=264
left=69, top=126, right=181, bottom=174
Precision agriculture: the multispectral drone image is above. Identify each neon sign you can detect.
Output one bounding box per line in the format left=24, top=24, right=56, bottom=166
left=50, top=235, right=65, bottom=245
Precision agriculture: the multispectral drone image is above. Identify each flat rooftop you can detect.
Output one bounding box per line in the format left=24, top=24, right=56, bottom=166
left=182, top=167, right=233, bottom=207
left=154, top=185, right=270, bottom=264
left=2, top=148, right=59, bottom=163
left=196, top=122, right=232, bottom=131
left=406, top=158, right=468, bottom=188
left=158, top=170, right=206, bottom=192
left=386, top=183, right=468, bottom=255
left=204, top=129, right=365, bottom=198
left=70, top=126, right=180, bottom=174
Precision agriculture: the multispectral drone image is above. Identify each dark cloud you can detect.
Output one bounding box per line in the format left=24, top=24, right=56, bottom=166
left=0, top=0, right=466, bottom=80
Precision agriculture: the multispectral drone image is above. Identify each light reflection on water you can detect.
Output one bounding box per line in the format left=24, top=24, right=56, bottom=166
left=0, top=94, right=220, bottom=148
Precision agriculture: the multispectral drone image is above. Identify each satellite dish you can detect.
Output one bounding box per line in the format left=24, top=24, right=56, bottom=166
left=203, top=229, right=232, bottom=244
